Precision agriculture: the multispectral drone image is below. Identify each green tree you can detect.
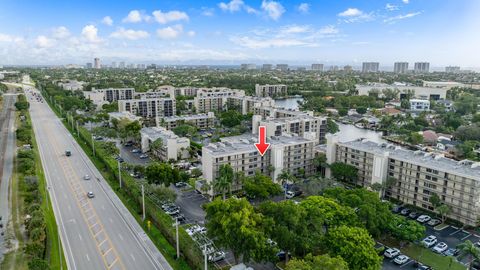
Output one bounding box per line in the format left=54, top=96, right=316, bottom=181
left=213, top=164, right=234, bottom=200
left=356, top=107, right=367, bottom=115
left=145, top=162, right=181, bottom=186
left=278, top=170, right=296, bottom=185
left=326, top=118, right=339, bottom=134
left=325, top=226, right=382, bottom=270
left=409, top=132, right=423, bottom=145
left=220, top=110, right=243, bottom=127
left=205, top=198, right=272, bottom=264
left=27, top=258, right=50, bottom=270
left=172, top=124, right=197, bottom=137
left=243, top=172, right=282, bottom=200
left=437, top=204, right=451, bottom=223
left=388, top=215, right=425, bottom=247
left=329, top=162, right=357, bottom=183
left=457, top=240, right=480, bottom=265
left=285, top=254, right=349, bottom=270
left=152, top=185, right=177, bottom=202
left=259, top=201, right=308, bottom=262
left=429, top=193, right=441, bottom=209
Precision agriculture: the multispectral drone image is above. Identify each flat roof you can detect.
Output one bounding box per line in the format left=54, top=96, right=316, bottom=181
left=163, top=114, right=214, bottom=122
left=338, top=139, right=480, bottom=179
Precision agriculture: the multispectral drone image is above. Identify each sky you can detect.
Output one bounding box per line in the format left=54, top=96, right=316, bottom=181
left=0, top=0, right=479, bottom=68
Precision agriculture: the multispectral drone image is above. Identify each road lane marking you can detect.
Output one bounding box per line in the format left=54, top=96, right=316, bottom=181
left=86, top=254, right=90, bottom=261
left=78, top=234, right=83, bottom=241
left=130, top=254, right=136, bottom=261
left=118, top=234, right=124, bottom=241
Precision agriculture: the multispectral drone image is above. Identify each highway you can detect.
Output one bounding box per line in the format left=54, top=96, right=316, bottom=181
left=25, top=84, right=173, bottom=270
left=0, top=87, right=17, bottom=263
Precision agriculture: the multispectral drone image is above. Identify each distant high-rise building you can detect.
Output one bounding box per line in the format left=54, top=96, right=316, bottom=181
left=311, top=64, right=324, bottom=71
left=262, top=64, right=272, bottom=71
left=138, top=64, right=146, bottom=69
left=148, top=63, right=157, bottom=69
left=111, top=62, right=117, bottom=68
left=276, top=64, right=288, bottom=71
left=394, top=62, right=409, bottom=73
left=86, top=63, right=93, bottom=69
left=240, top=63, right=256, bottom=70
left=343, top=65, right=353, bottom=72
left=329, top=65, right=339, bottom=72
left=414, top=62, right=430, bottom=73
left=445, top=66, right=460, bottom=73
left=362, top=62, right=379, bottom=73
left=94, top=58, right=101, bottom=69
left=119, top=61, right=125, bottom=69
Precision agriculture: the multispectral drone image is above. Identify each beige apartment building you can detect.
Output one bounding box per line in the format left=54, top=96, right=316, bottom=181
left=140, top=127, right=190, bottom=161
left=202, top=134, right=317, bottom=195
left=255, top=84, right=288, bottom=97
left=161, top=112, right=216, bottom=130
left=326, top=136, right=480, bottom=226
left=227, top=96, right=276, bottom=115
left=193, top=88, right=245, bottom=113
left=118, top=98, right=176, bottom=118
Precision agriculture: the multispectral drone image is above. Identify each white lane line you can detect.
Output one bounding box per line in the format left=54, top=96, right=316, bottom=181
left=130, top=253, right=136, bottom=262
left=78, top=234, right=83, bottom=241
left=101, top=205, right=105, bottom=210
left=109, top=218, right=113, bottom=223
left=118, top=234, right=124, bottom=241
left=85, top=254, right=90, bottom=261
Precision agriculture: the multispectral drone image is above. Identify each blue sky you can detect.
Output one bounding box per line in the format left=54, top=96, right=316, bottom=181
left=0, top=0, right=479, bottom=68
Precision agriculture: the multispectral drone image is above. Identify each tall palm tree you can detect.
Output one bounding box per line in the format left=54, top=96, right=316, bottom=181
left=213, top=164, right=234, bottom=200
left=457, top=240, right=480, bottom=267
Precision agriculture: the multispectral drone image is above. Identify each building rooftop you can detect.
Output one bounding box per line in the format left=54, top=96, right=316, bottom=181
left=108, top=112, right=141, bottom=122
left=339, top=139, right=480, bottom=178
left=141, top=127, right=188, bottom=144
left=163, top=113, right=214, bottom=122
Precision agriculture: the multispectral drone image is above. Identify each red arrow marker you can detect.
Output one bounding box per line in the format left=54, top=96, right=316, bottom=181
left=254, top=126, right=270, bottom=156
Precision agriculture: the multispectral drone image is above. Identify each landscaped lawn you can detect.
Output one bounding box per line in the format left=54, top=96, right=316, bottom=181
left=402, top=244, right=466, bottom=270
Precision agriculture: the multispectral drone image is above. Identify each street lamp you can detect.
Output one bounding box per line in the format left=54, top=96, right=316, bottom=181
left=118, top=156, right=122, bottom=189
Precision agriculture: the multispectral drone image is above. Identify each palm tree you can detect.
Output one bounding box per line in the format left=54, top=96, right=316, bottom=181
left=457, top=240, right=480, bottom=267
left=213, top=164, right=234, bottom=200
left=278, top=170, right=296, bottom=185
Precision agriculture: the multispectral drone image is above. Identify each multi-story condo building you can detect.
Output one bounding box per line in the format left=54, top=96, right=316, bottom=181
left=240, top=63, right=256, bottom=70
left=227, top=96, right=276, bottom=115
left=311, top=64, right=324, bottom=71
left=83, top=88, right=135, bottom=107
left=445, top=66, right=461, bottom=73
left=356, top=83, right=447, bottom=100
left=202, top=134, right=317, bottom=195
left=252, top=114, right=328, bottom=144
left=255, top=84, right=288, bottom=98
left=108, top=111, right=142, bottom=124
left=362, top=62, right=380, bottom=73
left=343, top=65, right=353, bottom=72
left=262, top=64, right=273, bottom=71
left=94, top=58, right=101, bottom=69
left=193, top=88, right=245, bottom=113
left=161, top=112, right=216, bottom=130
left=326, top=137, right=480, bottom=226
left=414, top=62, right=430, bottom=73
left=253, top=106, right=314, bottom=119
left=57, top=80, right=85, bottom=91
left=276, top=64, right=289, bottom=71
left=140, top=127, right=190, bottom=161
left=410, top=99, right=430, bottom=111
left=118, top=98, right=176, bottom=119
left=394, top=62, right=409, bottom=73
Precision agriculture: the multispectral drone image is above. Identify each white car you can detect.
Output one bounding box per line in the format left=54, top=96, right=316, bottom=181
left=208, top=251, right=226, bottom=262
left=186, top=225, right=200, bottom=236
left=286, top=191, right=295, bottom=199
left=433, top=242, right=448, bottom=253
left=416, top=215, right=431, bottom=223
left=394, top=255, right=409, bottom=265
left=384, top=248, right=400, bottom=258
left=422, top=235, right=438, bottom=248
left=83, top=174, right=91, bottom=180
left=427, top=219, right=441, bottom=226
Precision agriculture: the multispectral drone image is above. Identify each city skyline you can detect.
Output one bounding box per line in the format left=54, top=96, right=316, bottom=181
left=0, top=0, right=480, bottom=67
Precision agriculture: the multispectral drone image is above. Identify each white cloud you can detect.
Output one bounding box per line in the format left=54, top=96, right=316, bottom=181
left=298, top=3, right=310, bottom=14
left=152, top=10, right=189, bottom=24
left=280, top=25, right=311, bottom=35
left=403, top=0, right=410, bottom=4
left=201, top=7, right=215, bottom=16
left=156, top=25, right=183, bottom=39
left=338, top=8, right=363, bottom=17
left=123, top=10, right=143, bottom=23
left=52, top=26, right=70, bottom=39
left=187, top=31, right=196, bottom=37
left=102, top=16, right=113, bottom=26
left=318, top=25, right=339, bottom=35
left=245, top=6, right=259, bottom=14
left=82, top=25, right=101, bottom=43
left=261, top=0, right=285, bottom=20
left=384, top=12, right=421, bottom=24
left=218, top=0, right=244, bottom=12
left=231, top=36, right=309, bottom=49
left=35, top=35, right=54, bottom=48
left=110, top=28, right=149, bottom=40
left=385, top=4, right=399, bottom=11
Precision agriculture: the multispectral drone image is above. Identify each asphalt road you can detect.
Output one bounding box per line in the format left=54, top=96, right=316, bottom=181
left=26, top=85, right=172, bottom=270
left=0, top=88, right=17, bottom=263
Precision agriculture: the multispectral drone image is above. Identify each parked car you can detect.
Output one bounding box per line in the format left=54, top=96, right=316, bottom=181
left=443, top=248, right=459, bottom=257
left=408, top=212, right=419, bottom=219
left=139, top=154, right=148, bottom=159
left=433, top=242, right=448, bottom=253
left=394, top=255, right=409, bottom=265
left=87, top=191, right=95, bottom=198
left=208, top=251, right=226, bottom=262
left=186, top=225, right=201, bottom=236
left=276, top=251, right=291, bottom=261
left=131, top=148, right=141, bottom=153
left=65, top=150, right=71, bottom=156
left=422, top=235, right=438, bottom=248
left=392, top=205, right=403, bottom=213
left=286, top=191, right=296, bottom=199
left=416, top=215, right=431, bottom=223
left=427, top=219, right=441, bottom=226
left=165, top=207, right=180, bottom=215
left=124, top=142, right=133, bottom=147
left=400, top=208, right=411, bottom=216
left=384, top=248, right=400, bottom=258
left=161, top=203, right=175, bottom=210
left=83, top=174, right=91, bottom=180
left=172, top=213, right=186, bottom=223
left=416, top=264, right=432, bottom=270
left=175, top=182, right=187, bottom=188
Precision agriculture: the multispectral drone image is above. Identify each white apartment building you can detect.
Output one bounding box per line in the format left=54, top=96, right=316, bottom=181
left=253, top=106, right=314, bottom=119
left=423, top=81, right=466, bottom=89
left=394, top=62, right=409, bottom=74
left=193, top=88, right=245, bottom=113
left=227, top=96, right=276, bottom=115
left=326, top=136, right=480, bottom=226
left=108, top=111, right=142, bottom=123
left=362, top=62, right=380, bottom=73
left=118, top=98, right=176, bottom=119
left=276, top=64, right=289, bottom=71
left=202, top=134, right=317, bottom=195
left=83, top=88, right=135, bottom=106
left=410, top=99, right=430, bottom=111
left=57, top=80, right=85, bottom=91
left=161, top=112, right=216, bottom=130
left=414, top=62, right=430, bottom=73
left=356, top=83, right=447, bottom=100
left=311, top=64, right=324, bottom=71
left=255, top=84, right=288, bottom=98
left=262, top=64, right=273, bottom=71
left=252, top=114, right=328, bottom=144
left=140, top=127, right=190, bottom=161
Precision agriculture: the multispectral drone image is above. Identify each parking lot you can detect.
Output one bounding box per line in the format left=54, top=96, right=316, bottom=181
left=117, top=141, right=151, bottom=165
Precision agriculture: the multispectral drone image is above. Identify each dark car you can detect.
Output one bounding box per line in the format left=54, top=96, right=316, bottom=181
left=65, top=150, right=71, bottom=156
left=392, top=205, right=403, bottom=213
left=276, top=251, right=291, bottom=261
left=124, top=141, right=133, bottom=147
left=443, top=248, right=459, bottom=257
left=174, top=182, right=187, bottom=188
left=408, top=212, right=419, bottom=219
left=400, top=208, right=411, bottom=215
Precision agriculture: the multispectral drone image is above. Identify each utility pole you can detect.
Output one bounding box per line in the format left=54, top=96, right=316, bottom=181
left=142, top=185, right=145, bottom=221
left=76, top=121, right=79, bottom=137
left=174, top=217, right=180, bottom=259
left=204, top=244, right=208, bottom=270
left=118, top=157, right=122, bottom=188
left=91, top=134, right=95, bottom=157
